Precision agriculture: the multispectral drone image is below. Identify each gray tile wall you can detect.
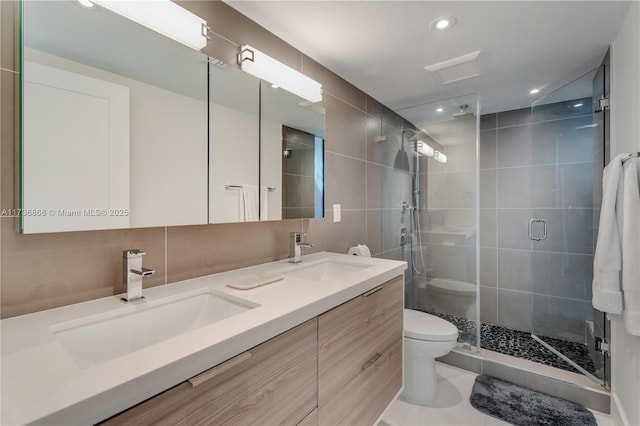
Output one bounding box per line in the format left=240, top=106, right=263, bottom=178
left=282, top=127, right=317, bottom=219
left=480, top=105, right=594, bottom=343
left=0, top=0, right=388, bottom=318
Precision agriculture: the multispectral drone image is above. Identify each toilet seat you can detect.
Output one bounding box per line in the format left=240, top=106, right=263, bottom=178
left=404, top=309, right=459, bottom=342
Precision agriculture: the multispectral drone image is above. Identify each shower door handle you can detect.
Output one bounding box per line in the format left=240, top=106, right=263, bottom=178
left=528, top=218, right=547, bottom=241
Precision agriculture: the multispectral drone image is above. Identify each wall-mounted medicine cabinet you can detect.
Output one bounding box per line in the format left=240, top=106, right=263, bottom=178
left=19, top=0, right=324, bottom=233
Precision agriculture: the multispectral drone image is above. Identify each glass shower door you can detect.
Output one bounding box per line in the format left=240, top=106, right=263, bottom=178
left=530, top=67, right=607, bottom=384
left=388, top=94, right=480, bottom=349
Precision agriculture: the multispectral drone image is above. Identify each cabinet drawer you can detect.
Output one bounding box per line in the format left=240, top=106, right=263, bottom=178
left=318, top=276, right=403, bottom=425
left=103, top=319, right=318, bottom=426
left=297, top=408, right=318, bottom=426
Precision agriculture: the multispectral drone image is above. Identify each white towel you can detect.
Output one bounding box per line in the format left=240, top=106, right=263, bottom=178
left=593, top=154, right=640, bottom=336
left=241, top=184, right=259, bottom=222
left=593, top=155, right=625, bottom=314
left=621, top=157, right=640, bottom=336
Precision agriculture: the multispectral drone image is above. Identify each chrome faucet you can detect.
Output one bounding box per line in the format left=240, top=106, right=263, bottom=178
left=122, top=249, right=155, bottom=301
left=289, top=232, right=314, bottom=263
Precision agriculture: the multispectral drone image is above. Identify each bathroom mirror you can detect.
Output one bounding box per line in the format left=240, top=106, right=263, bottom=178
left=208, top=63, right=260, bottom=223
left=20, top=0, right=209, bottom=233
left=260, top=80, right=325, bottom=220
left=20, top=1, right=322, bottom=232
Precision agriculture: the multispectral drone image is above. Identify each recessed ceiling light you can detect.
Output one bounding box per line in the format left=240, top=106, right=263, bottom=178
left=573, top=103, right=583, bottom=108
left=430, top=16, right=457, bottom=31
left=436, top=19, right=451, bottom=29
left=436, top=107, right=444, bottom=113
left=529, top=88, right=540, bottom=95
left=77, top=0, right=94, bottom=8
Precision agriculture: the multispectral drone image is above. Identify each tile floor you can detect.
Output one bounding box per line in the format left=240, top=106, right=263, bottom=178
left=379, top=363, right=616, bottom=426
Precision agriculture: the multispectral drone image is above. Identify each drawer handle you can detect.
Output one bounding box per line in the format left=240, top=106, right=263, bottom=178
left=188, top=351, right=252, bottom=388
left=361, top=352, right=382, bottom=370
left=364, top=286, right=383, bottom=297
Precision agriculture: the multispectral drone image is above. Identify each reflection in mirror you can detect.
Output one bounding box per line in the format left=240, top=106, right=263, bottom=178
left=208, top=62, right=260, bottom=223
left=260, top=81, right=325, bottom=220
left=21, top=1, right=208, bottom=233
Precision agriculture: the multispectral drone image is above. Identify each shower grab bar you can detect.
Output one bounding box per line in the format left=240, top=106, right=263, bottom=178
left=225, top=184, right=276, bottom=191
left=528, top=218, right=547, bottom=241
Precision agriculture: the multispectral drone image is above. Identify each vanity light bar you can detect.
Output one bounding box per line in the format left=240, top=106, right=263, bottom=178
left=434, top=151, right=448, bottom=163
left=90, top=0, right=208, bottom=51
left=415, top=141, right=434, bottom=157
left=239, top=45, right=323, bottom=103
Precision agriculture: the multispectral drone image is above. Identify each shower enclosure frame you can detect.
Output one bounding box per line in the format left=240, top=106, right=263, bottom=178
left=529, top=65, right=609, bottom=386
left=384, top=81, right=607, bottom=387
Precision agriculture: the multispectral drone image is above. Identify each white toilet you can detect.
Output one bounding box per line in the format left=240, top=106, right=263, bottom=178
left=401, top=308, right=459, bottom=405
left=424, top=278, right=476, bottom=319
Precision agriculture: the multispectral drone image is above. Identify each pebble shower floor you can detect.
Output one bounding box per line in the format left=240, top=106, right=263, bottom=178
left=428, top=312, right=596, bottom=375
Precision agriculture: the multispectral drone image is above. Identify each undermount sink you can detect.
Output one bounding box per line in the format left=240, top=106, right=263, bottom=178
left=51, top=291, right=257, bottom=368
left=283, top=260, right=372, bottom=283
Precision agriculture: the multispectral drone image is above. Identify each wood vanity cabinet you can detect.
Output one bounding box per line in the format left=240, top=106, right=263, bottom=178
left=102, top=275, right=403, bottom=426
left=317, top=276, right=403, bottom=426
left=102, top=319, right=318, bottom=426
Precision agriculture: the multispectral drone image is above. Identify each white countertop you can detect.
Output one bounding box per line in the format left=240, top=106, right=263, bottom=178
left=0, top=252, right=406, bottom=425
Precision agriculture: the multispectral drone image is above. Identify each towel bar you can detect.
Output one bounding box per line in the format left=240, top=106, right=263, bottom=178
left=225, top=185, right=276, bottom=191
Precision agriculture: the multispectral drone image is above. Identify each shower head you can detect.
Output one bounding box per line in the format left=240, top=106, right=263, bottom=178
left=393, top=129, right=411, bottom=172
left=453, top=104, right=474, bottom=118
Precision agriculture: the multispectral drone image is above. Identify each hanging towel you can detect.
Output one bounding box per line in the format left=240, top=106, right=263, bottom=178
left=241, top=184, right=259, bottom=222
left=593, top=154, right=625, bottom=315
left=621, top=157, right=640, bottom=336
left=593, top=153, right=640, bottom=336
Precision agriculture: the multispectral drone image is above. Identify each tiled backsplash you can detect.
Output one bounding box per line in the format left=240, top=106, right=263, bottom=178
left=0, top=0, right=387, bottom=318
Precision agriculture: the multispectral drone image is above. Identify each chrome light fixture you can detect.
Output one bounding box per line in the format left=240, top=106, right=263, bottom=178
left=89, top=0, right=208, bottom=50
left=434, top=151, right=447, bottom=163
left=415, top=141, right=434, bottom=157
left=239, top=45, right=323, bottom=103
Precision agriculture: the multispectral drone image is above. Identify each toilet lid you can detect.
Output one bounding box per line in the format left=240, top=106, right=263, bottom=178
left=404, top=309, right=459, bottom=342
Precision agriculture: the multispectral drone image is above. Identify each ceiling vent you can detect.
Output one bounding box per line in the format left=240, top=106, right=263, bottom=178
left=425, top=51, right=485, bottom=84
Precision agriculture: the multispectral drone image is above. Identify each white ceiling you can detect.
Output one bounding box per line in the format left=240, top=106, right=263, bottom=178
left=224, top=1, right=631, bottom=116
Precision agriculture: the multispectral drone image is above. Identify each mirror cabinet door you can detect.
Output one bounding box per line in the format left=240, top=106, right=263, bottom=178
left=208, top=65, right=260, bottom=224
left=21, top=0, right=208, bottom=233
left=20, top=1, right=323, bottom=232
left=259, top=80, right=325, bottom=220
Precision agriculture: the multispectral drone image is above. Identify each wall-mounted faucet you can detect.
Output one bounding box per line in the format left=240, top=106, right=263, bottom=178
left=289, top=232, right=314, bottom=263
left=122, top=249, right=155, bottom=301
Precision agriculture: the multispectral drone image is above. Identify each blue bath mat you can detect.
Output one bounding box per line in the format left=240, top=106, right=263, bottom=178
left=470, top=375, right=597, bottom=426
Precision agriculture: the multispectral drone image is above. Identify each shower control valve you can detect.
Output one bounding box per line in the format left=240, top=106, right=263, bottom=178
left=400, top=226, right=408, bottom=247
